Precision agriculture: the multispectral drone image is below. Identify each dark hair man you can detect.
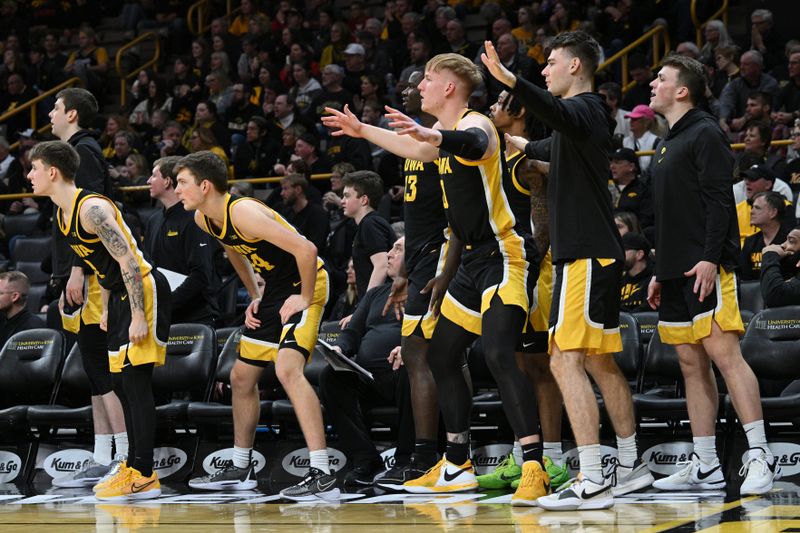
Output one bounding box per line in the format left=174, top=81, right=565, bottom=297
left=648, top=53, right=779, bottom=496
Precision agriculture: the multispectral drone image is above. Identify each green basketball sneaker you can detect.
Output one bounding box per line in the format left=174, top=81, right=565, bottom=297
left=476, top=453, right=521, bottom=490
left=511, top=456, right=570, bottom=490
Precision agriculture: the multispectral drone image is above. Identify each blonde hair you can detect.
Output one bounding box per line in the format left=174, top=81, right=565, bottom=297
left=425, top=53, right=483, bottom=94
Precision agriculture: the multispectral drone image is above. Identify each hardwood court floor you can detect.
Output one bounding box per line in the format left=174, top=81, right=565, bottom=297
left=1, top=483, right=798, bottom=532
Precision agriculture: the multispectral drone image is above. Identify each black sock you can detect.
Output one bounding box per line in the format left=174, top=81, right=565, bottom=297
left=446, top=441, right=469, bottom=466
left=522, top=442, right=543, bottom=464
left=413, top=439, right=438, bottom=465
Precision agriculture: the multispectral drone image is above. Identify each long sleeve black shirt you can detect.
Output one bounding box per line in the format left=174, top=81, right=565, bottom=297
left=650, top=108, right=740, bottom=280
left=514, top=78, right=623, bottom=262
left=761, top=251, right=800, bottom=308
left=144, top=203, right=219, bottom=325
left=335, top=282, right=401, bottom=372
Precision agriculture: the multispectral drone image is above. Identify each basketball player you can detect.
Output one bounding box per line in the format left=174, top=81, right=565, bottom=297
left=177, top=152, right=338, bottom=501
left=647, top=54, right=780, bottom=495
left=483, top=31, right=653, bottom=510
left=27, top=141, right=171, bottom=501
left=323, top=53, right=548, bottom=505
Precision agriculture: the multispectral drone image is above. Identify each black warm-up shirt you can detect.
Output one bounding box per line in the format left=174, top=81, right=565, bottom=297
left=650, top=108, right=740, bottom=281
left=515, top=79, right=623, bottom=262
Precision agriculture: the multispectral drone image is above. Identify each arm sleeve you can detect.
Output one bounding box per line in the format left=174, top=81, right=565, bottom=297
left=170, top=222, right=216, bottom=309
left=336, top=287, right=376, bottom=356
left=525, top=137, right=552, bottom=162
left=695, top=130, right=736, bottom=264
left=511, top=76, right=595, bottom=139
left=760, top=252, right=800, bottom=307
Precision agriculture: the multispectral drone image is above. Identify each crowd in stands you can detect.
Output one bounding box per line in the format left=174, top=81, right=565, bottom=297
left=0, top=0, right=799, bottom=367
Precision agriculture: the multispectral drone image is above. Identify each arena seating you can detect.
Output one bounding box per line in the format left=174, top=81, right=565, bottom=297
left=152, top=323, right=217, bottom=426
left=0, top=329, right=65, bottom=432
left=27, top=342, right=94, bottom=433
left=726, top=306, right=800, bottom=424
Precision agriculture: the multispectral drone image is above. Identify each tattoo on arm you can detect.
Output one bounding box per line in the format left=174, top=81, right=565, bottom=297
left=87, top=205, right=129, bottom=257
left=122, top=258, right=145, bottom=312
left=525, top=167, right=550, bottom=254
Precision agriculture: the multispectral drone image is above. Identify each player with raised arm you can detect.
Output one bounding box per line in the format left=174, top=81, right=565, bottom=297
left=323, top=53, right=548, bottom=504
left=482, top=32, right=653, bottom=510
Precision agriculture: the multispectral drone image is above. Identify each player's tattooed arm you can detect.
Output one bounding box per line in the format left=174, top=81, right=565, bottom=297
left=86, top=205, right=129, bottom=257
left=83, top=200, right=146, bottom=314
left=525, top=159, right=550, bottom=254
left=122, top=258, right=145, bottom=312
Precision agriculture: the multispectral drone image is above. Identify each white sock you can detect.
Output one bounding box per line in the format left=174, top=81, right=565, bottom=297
left=616, top=433, right=638, bottom=468
left=309, top=449, right=330, bottom=474
left=578, top=444, right=604, bottom=484
left=512, top=441, right=523, bottom=464
left=693, top=435, right=718, bottom=465
left=544, top=441, right=563, bottom=463
left=233, top=446, right=252, bottom=469
left=743, top=420, right=771, bottom=460
left=94, top=434, right=113, bottom=466
left=113, top=432, right=128, bottom=459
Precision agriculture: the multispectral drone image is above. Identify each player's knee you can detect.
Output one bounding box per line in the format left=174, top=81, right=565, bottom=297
left=230, top=365, right=257, bottom=393
left=275, top=359, right=306, bottom=388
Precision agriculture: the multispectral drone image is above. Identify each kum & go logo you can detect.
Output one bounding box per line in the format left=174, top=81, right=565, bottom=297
left=43, top=449, right=93, bottom=478
left=202, top=448, right=267, bottom=475
left=472, top=444, right=513, bottom=475
left=282, top=447, right=346, bottom=477
left=0, top=451, right=22, bottom=482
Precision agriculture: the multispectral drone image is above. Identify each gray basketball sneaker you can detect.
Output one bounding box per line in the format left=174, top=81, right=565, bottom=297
left=280, top=467, right=340, bottom=502
left=52, top=459, right=111, bottom=488
left=188, top=463, right=258, bottom=491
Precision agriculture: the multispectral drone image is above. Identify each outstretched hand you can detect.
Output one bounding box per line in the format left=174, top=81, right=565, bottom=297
left=321, top=104, right=364, bottom=138
left=481, top=40, right=517, bottom=88
left=385, top=106, right=440, bottom=144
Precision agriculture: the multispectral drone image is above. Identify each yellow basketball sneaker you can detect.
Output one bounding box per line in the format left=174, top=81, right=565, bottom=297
left=511, top=460, right=551, bottom=506
left=96, top=467, right=161, bottom=501
left=403, top=455, right=478, bottom=494
left=93, top=461, right=129, bottom=493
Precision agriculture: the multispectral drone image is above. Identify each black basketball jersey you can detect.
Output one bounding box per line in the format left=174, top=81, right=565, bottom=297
left=402, top=157, right=448, bottom=270
left=505, top=150, right=534, bottom=237
left=437, top=110, right=520, bottom=247
left=203, top=194, right=323, bottom=299
left=58, top=189, right=152, bottom=292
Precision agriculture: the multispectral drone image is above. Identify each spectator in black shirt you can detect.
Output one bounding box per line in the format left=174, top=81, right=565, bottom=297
left=773, top=50, right=800, bottom=127
left=342, top=43, right=369, bottom=96
left=225, top=83, right=260, bottom=144
left=342, top=170, right=395, bottom=300
left=312, top=64, right=354, bottom=122
left=318, top=236, right=412, bottom=485
left=279, top=174, right=330, bottom=252
left=294, top=132, right=332, bottom=176
left=619, top=232, right=653, bottom=312
left=144, top=156, right=219, bottom=325
left=0, top=271, right=46, bottom=349
left=1, top=74, right=38, bottom=137
left=739, top=191, right=791, bottom=280
left=761, top=226, right=800, bottom=307
left=233, top=116, right=278, bottom=179
left=610, top=148, right=654, bottom=236
left=750, top=9, right=785, bottom=73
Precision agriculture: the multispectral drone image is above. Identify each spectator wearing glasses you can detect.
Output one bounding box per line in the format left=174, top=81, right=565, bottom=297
left=0, top=271, right=45, bottom=349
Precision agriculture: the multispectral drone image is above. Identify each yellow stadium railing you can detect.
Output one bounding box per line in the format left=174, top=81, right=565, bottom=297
left=0, top=77, right=82, bottom=150
left=691, top=0, right=729, bottom=47
left=187, top=0, right=238, bottom=36
left=596, top=25, right=671, bottom=94
left=116, top=32, right=161, bottom=109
